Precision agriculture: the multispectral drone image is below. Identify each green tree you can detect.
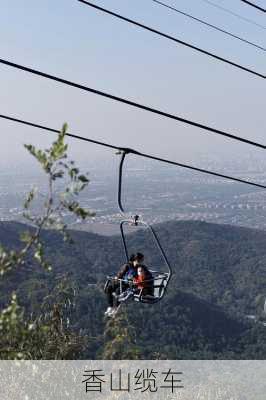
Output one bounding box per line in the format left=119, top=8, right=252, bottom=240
left=102, top=309, right=141, bottom=359
left=0, top=124, right=93, bottom=359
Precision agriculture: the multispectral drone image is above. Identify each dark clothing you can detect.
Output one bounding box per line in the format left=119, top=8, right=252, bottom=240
left=142, top=284, right=154, bottom=297
left=106, top=262, right=137, bottom=307
left=144, top=266, right=154, bottom=295
left=117, top=263, right=138, bottom=280
left=106, top=279, right=129, bottom=307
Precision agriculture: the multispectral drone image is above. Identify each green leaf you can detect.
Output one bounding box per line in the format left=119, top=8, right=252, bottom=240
left=20, top=231, right=32, bottom=243
left=52, top=171, right=64, bottom=180
left=24, top=188, right=36, bottom=209
left=69, top=168, right=79, bottom=179
left=78, top=175, right=89, bottom=183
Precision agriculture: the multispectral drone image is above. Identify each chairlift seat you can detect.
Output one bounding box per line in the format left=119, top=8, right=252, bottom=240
left=105, top=270, right=170, bottom=305
left=133, top=271, right=170, bottom=304
left=104, top=150, right=173, bottom=307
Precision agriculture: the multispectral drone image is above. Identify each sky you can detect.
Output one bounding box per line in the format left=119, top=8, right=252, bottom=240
left=0, top=0, right=265, bottom=172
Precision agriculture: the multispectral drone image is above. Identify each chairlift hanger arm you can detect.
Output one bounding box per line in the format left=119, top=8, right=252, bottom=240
left=117, top=149, right=173, bottom=288
left=118, top=151, right=127, bottom=213
left=148, top=224, right=173, bottom=278
left=120, top=220, right=173, bottom=279
left=117, top=148, right=140, bottom=214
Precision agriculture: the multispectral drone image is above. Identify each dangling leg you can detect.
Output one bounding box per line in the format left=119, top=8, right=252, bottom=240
left=107, top=283, right=133, bottom=317
left=105, top=280, right=120, bottom=315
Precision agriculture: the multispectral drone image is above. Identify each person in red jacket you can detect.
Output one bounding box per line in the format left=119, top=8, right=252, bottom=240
left=134, top=266, right=146, bottom=290
left=134, top=264, right=154, bottom=296
left=104, top=253, right=155, bottom=316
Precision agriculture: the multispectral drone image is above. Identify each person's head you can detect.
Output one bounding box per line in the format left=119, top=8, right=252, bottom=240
left=133, top=252, right=144, bottom=266
left=129, top=254, right=135, bottom=263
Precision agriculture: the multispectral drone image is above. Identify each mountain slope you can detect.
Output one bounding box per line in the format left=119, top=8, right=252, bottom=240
left=0, top=220, right=265, bottom=359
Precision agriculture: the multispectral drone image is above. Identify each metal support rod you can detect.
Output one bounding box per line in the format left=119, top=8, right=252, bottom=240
left=148, top=224, right=173, bottom=280
left=120, top=220, right=130, bottom=262
left=118, top=151, right=126, bottom=213
left=117, top=147, right=140, bottom=214
left=120, top=219, right=173, bottom=281
left=117, top=150, right=172, bottom=283
left=118, top=149, right=135, bottom=214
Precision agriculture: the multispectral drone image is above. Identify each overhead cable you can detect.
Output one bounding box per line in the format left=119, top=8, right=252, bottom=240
left=1, top=112, right=266, bottom=190
left=200, top=0, right=266, bottom=29
left=0, top=57, right=265, bottom=149
left=239, top=0, right=265, bottom=13
left=77, top=0, right=265, bottom=78
left=151, top=0, right=265, bottom=51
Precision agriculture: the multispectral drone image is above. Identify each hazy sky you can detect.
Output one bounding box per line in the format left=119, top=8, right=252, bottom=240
left=0, top=0, right=265, bottom=172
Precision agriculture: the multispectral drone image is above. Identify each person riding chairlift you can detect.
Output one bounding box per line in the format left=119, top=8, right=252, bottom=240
left=134, top=265, right=154, bottom=297
left=105, top=253, right=139, bottom=317
left=105, top=252, right=151, bottom=317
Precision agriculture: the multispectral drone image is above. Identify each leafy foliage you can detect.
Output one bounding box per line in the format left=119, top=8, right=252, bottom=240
left=102, top=309, right=141, bottom=359
left=0, top=291, right=85, bottom=360
left=0, top=123, right=265, bottom=359
left=1, top=219, right=265, bottom=359
left=0, top=124, right=93, bottom=359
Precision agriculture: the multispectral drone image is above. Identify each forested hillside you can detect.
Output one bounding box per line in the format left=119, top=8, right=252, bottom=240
left=0, top=220, right=265, bottom=359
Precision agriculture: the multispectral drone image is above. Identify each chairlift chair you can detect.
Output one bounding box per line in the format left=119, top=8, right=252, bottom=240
left=104, top=149, right=172, bottom=305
